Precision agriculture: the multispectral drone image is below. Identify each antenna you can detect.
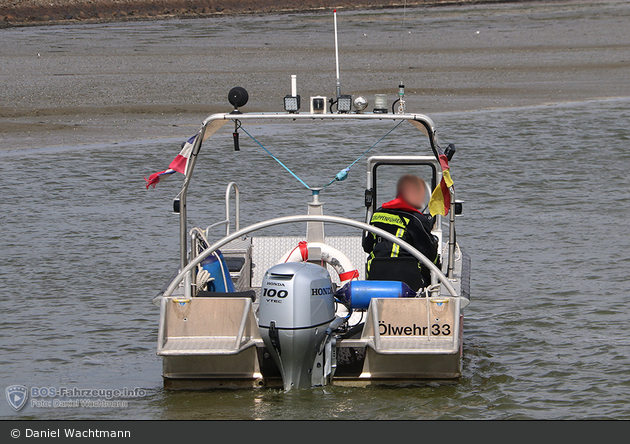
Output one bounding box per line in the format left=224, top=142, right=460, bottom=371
left=330, top=9, right=351, bottom=113
left=400, top=0, right=407, bottom=85
left=396, top=0, right=407, bottom=114
left=333, top=9, right=341, bottom=98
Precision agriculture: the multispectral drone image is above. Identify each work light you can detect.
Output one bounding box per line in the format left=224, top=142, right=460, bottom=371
left=284, top=95, right=301, bottom=113
left=337, top=95, right=352, bottom=113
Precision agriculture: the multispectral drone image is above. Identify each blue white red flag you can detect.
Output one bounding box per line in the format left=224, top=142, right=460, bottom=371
left=145, top=133, right=199, bottom=189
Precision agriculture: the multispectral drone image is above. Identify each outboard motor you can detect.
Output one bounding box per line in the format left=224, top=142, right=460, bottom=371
left=259, top=262, right=337, bottom=391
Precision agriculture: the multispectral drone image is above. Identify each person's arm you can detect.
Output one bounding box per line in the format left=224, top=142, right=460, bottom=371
left=362, top=231, right=375, bottom=254
left=409, top=215, right=439, bottom=262
left=423, top=215, right=439, bottom=261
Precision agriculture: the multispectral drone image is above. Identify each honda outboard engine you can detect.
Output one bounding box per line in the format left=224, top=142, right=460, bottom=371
left=259, top=262, right=337, bottom=391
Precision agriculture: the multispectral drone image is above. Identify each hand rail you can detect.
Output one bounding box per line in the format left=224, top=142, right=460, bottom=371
left=204, top=182, right=240, bottom=238
left=163, top=215, right=459, bottom=299
left=205, top=220, right=229, bottom=236
left=225, top=182, right=240, bottom=235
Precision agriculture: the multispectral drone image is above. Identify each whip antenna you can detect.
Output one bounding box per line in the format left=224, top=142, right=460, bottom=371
left=330, top=9, right=351, bottom=113
left=400, top=0, right=407, bottom=85
left=334, top=9, right=341, bottom=98
left=395, top=0, right=407, bottom=114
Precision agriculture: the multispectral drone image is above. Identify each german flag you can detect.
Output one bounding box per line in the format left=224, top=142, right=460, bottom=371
left=428, top=145, right=454, bottom=216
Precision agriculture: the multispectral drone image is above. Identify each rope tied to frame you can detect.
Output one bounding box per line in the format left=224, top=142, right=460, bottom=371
left=239, top=119, right=405, bottom=190
left=239, top=125, right=311, bottom=190
left=323, top=119, right=405, bottom=188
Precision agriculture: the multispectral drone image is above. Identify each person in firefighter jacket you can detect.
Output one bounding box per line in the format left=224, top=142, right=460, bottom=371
left=362, top=174, right=439, bottom=291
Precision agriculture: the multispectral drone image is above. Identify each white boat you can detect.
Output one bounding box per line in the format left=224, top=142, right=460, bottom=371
left=149, top=83, right=471, bottom=390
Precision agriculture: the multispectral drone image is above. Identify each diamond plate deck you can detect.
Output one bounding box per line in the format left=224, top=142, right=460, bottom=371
left=251, top=236, right=367, bottom=287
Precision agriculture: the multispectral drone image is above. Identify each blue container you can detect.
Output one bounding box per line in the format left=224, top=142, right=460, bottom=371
left=335, top=280, right=416, bottom=310
left=200, top=250, right=235, bottom=293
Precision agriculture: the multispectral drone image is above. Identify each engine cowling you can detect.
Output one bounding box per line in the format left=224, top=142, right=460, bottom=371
left=258, top=262, right=335, bottom=390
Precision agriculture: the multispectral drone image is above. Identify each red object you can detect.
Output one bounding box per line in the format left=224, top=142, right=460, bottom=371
left=168, top=154, right=188, bottom=175
left=438, top=153, right=449, bottom=172
left=144, top=170, right=167, bottom=189
left=428, top=145, right=453, bottom=216
left=144, top=133, right=198, bottom=189
left=285, top=241, right=309, bottom=263
left=339, top=270, right=359, bottom=281
left=381, top=197, right=421, bottom=213
left=437, top=178, right=451, bottom=212
left=298, top=241, right=308, bottom=261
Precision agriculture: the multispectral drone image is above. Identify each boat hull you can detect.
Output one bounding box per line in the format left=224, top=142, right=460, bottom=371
left=158, top=296, right=464, bottom=389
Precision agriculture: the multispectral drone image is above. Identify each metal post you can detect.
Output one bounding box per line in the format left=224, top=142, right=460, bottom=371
left=190, top=230, right=198, bottom=294
left=179, top=191, right=187, bottom=271
left=365, top=169, right=373, bottom=222
left=178, top=125, right=207, bottom=271
left=184, top=270, right=192, bottom=299
left=306, top=189, right=325, bottom=243
left=291, top=75, right=297, bottom=97
left=448, top=188, right=456, bottom=278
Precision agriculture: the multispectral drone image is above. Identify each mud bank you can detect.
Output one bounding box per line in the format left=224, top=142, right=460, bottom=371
left=0, top=0, right=511, bottom=27
left=1, top=1, right=629, bottom=151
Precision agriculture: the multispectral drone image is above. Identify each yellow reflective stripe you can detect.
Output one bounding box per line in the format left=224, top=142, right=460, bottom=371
left=367, top=252, right=375, bottom=272
left=391, top=228, right=405, bottom=257
left=370, top=213, right=409, bottom=229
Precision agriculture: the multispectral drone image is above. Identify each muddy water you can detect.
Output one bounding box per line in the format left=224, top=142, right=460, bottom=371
left=1, top=1, right=629, bottom=419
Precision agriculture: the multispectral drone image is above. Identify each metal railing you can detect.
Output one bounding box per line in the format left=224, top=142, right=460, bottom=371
left=205, top=182, right=241, bottom=238
left=177, top=113, right=439, bottom=271
left=164, top=214, right=461, bottom=300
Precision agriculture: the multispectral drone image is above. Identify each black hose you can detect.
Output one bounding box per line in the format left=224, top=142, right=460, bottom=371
left=338, top=322, right=365, bottom=339
left=391, top=98, right=400, bottom=113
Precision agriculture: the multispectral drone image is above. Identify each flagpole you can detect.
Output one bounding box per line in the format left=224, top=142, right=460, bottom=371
left=178, top=132, right=204, bottom=272
left=447, top=188, right=456, bottom=277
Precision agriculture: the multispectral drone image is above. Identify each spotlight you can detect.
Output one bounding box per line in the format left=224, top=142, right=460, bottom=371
left=353, top=96, right=368, bottom=113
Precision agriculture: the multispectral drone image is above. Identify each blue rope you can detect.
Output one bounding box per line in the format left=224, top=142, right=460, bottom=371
left=240, top=126, right=311, bottom=190
left=323, top=119, right=405, bottom=188
left=240, top=119, right=404, bottom=192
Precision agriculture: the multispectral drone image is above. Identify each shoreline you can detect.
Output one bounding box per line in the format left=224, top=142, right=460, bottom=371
left=1, top=0, right=628, bottom=151
left=1, top=96, right=627, bottom=155
left=1, top=0, right=534, bottom=27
